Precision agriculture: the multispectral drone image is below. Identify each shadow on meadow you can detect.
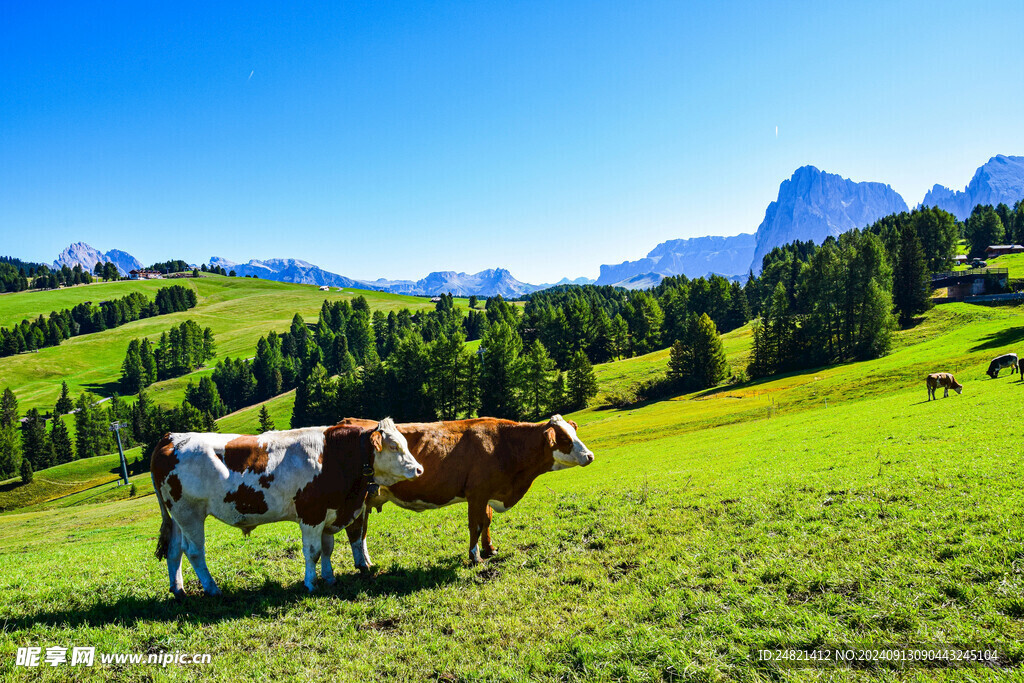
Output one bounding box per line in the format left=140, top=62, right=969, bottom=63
left=4, top=560, right=461, bottom=630
left=81, top=378, right=122, bottom=399
left=971, top=325, right=1024, bottom=352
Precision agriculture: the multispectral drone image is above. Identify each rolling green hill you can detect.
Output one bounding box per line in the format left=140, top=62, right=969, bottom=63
left=0, top=275, right=444, bottom=413
left=2, top=301, right=1023, bottom=679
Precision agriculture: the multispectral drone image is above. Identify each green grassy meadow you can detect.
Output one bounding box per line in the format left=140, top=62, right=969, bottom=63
left=2, top=294, right=1024, bottom=680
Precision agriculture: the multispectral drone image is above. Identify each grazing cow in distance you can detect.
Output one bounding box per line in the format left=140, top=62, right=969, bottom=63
left=339, top=415, right=595, bottom=566
left=987, top=353, right=1018, bottom=378
left=150, top=419, right=422, bottom=597
left=926, top=373, right=962, bottom=400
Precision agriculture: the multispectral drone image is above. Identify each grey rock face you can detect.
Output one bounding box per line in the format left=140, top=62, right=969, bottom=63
left=921, top=155, right=1024, bottom=220
left=103, top=250, right=143, bottom=276
left=53, top=242, right=106, bottom=274
left=53, top=242, right=143, bottom=276
left=750, top=166, right=907, bottom=273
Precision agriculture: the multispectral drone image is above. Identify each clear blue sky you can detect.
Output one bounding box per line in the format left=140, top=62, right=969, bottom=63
left=2, top=1, right=1023, bottom=283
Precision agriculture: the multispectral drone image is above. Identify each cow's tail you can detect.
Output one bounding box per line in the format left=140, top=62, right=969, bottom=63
left=153, top=471, right=173, bottom=561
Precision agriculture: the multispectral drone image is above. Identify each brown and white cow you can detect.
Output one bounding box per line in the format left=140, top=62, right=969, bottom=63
left=339, top=415, right=594, bottom=565
left=150, top=419, right=421, bottom=597
left=926, top=372, right=963, bottom=400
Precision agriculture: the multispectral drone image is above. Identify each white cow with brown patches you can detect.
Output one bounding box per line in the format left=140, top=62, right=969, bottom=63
left=150, top=419, right=421, bottom=597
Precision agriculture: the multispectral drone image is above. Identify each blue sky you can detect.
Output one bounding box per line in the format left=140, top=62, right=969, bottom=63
left=2, top=1, right=1023, bottom=283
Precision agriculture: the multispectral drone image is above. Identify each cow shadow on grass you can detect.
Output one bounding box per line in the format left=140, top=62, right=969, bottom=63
left=971, top=325, right=1024, bottom=351
left=3, top=561, right=461, bottom=630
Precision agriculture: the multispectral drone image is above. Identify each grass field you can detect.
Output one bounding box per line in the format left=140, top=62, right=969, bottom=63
left=2, top=301, right=1024, bottom=680
left=0, top=276, right=445, bottom=413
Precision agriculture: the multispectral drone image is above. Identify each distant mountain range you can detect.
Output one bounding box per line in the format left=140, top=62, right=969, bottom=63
left=208, top=257, right=364, bottom=289
left=920, top=155, right=1024, bottom=220
left=48, top=155, right=1024, bottom=295
left=595, top=234, right=756, bottom=286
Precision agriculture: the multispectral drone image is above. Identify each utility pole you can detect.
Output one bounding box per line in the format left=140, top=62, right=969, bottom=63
left=110, top=421, right=130, bottom=485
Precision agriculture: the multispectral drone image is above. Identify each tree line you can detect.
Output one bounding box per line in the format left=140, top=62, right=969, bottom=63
left=0, top=259, right=95, bottom=293
left=963, top=200, right=1024, bottom=258
left=0, top=285, right=198, bottom=358
left=199, top=274, right=752, bottom=429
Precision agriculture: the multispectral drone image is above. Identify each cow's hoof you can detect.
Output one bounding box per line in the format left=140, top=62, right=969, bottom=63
left=203, top=588, right=222, bottom=597
left=170, top=589, right=186, bottom=600
left=481, top=546, right=498, bottom=559
left=323, top=573, right=337, bottom=586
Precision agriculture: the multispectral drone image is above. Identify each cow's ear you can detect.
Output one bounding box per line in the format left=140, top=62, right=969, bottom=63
left=370, top=430, right=383, bottom=452
left=544, top=427, right=557, bottom=448
left=568, top=420, right=578, bottom=431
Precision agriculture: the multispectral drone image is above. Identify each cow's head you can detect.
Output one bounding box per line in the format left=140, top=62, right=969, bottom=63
left=544, top=415, right=595, bottom=470
left=369, top=417, right=422, bottom=486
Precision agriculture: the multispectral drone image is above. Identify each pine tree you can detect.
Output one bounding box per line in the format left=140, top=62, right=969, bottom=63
left=0, top=419, right=22, bottom=480
left=55, top=381, right=74, bottom=415
left=140, top=339, right=157, bottom=386
left=690, top=313, right=728, bottom=389
left=549, top=372, right=568, bottom=415
left=51, top=416, right=74, bottom=464
left=479, top=323, right=524, bottom=419
left=566, top=350, right=599, bottom=411
left=131, top=388, right=155, bottom=446
left=893, top=223, right=932, bottom=327
left=121, top=339, right=146, bottom=393
left=20, top=456, right=32, bottom=484
left=666, top=339, right=690, bottom=389
left=21, top=409, right=52, bottom=469
left=1, top=387, right=18, bottom=426
left=74, top=392, right=110, bottom=460
left=610, top=314, right=629, bottom=360
left=521, top=340, right=556, bottom=419
left=258, top=405, right=276, bottom=433
left=426, top=330, right=469, bottom=420
left=964, top=205, right=1005, bottom=258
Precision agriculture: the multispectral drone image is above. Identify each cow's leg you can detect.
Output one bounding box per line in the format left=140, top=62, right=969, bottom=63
left=944, top=386, right=949, bottom=398
left=480, top=504, right=497, bottom=559
left=320, top=531, right=336, bottom=585
left=166, top=518, right=186, bottom=598
left=176, top=507, right=220, bottom=596
left=467, top=497, right=489, bottom=564
left=299, top=523, right=325, bottom=591
left=346, top=506, right=373, bottom=571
